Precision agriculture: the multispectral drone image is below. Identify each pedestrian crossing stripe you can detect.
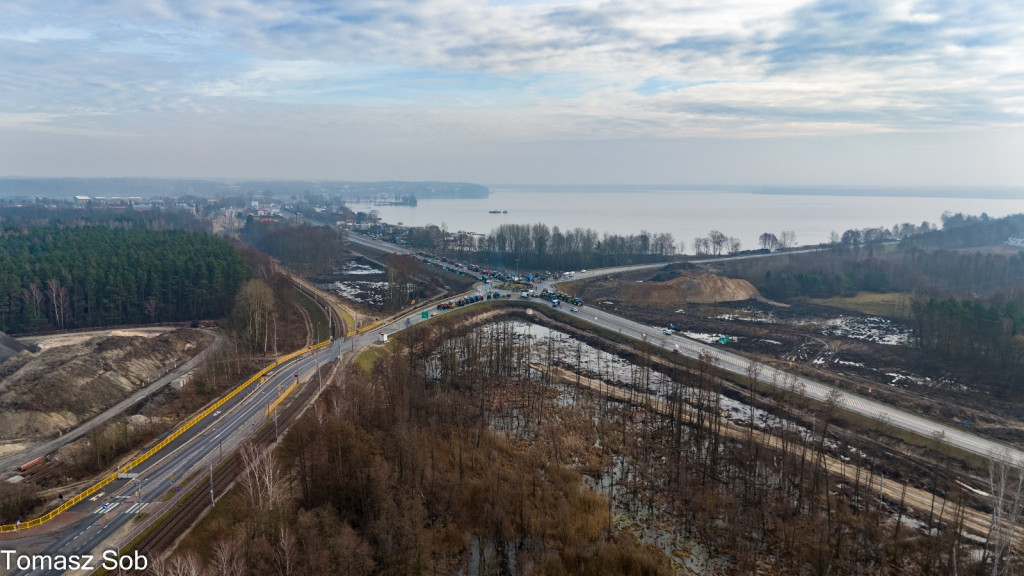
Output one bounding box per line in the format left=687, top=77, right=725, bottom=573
left=93, top=502, right=120, bottom=514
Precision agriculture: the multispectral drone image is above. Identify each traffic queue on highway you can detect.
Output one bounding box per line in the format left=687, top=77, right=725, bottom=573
left=413, top=250, right=582, bottom=286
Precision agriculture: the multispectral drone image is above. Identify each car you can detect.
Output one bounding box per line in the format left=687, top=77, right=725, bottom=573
left=571, top=307, right=578, bottom=313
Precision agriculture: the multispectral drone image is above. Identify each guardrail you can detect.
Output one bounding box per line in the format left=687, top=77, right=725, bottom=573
left=266, top=378, right=299, bottom=416
left=345, top=319, right=385, bottom=338
left=0, top=339, right=331, bottom=533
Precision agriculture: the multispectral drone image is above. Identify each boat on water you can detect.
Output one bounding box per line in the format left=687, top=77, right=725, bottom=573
left=488, top=210, right=508, bottom=214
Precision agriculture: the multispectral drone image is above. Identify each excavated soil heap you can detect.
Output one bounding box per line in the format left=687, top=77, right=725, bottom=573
left=620, top=272, right=759, bottom=305
left=0, top=328, right=212, bottom=440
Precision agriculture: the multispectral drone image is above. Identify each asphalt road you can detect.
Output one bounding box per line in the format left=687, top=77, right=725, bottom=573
left=1, top=236, right=1011, bottom=573
left=3, top=341, right=342, bottom=576
left=351, top=232, right=1024, bottom=464
left=0, top=330, right=225, bottom=474
left=540, top=293, right=1024, bottom=464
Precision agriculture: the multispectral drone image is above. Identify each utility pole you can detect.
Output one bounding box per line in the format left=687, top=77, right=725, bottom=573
left=316, top=358, right=322, bottom=396
left=209, top=462, right=214, bottom=506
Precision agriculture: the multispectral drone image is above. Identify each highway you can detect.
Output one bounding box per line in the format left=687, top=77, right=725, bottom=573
left=1, top=234, right=1014, bottom=573
left=544, top=294, right=1024, bottom=463
left=351, top=232, right=1024, bottom=465
left=2, top=340, right=344, bottom=575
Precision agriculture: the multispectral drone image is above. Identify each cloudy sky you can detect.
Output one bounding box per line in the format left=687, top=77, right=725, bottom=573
left=1, top=0, right=1023, bottom=185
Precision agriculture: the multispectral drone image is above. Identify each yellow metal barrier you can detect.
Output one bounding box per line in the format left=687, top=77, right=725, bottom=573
left=356, top=320, right=385, bottom=335
left=266, top=379, right=298, bottom=416
left=0, top=339, right=331, bottom=533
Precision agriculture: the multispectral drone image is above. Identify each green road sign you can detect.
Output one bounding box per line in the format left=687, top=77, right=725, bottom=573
left=421, top=311, right=429, bottom=319
left=717, top=337, right=730, bottom=344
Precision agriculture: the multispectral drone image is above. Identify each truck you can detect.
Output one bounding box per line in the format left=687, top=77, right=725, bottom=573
left=379, top=333, right=388, bottom=343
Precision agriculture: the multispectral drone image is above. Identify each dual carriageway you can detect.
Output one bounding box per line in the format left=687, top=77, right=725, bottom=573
left=2, top=234, right=1021, bottom=574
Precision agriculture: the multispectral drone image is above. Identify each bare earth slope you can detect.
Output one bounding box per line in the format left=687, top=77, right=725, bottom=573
left=0, top=329, right=212, bottom=440
left=619, top=272, right=759, bottom=306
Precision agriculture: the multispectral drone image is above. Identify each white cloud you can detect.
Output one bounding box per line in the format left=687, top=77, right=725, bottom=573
left=2, top=1, right=1024, bottom=182
left=0, top=26, right=91, bottom=43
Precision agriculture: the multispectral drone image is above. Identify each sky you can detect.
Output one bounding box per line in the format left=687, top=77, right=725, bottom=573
left=1, top=0, right=1023, bottom=186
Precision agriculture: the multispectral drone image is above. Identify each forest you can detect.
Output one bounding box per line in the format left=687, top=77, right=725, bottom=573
left=724, top=213, right=1024, bottom=396
left=241, top=219, right=347, bottom=275
left=164, top=314, right=1018, bottom=575
left=0, top=227, right=249, bottom=333
left=404, top=222, right=678, bottom=271
left=0, top=203, right=212, bottom=233
left=910, top=297, right=1024, bottom=396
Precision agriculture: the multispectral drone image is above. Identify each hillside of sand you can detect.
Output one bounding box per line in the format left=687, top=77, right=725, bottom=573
left=0, top=328, right=212, bottom=440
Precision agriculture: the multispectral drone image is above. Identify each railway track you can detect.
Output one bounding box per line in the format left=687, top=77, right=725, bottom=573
left=130, top=370, right=320, bottom=558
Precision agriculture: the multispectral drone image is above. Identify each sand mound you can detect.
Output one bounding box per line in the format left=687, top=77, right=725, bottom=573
left=621, top=272, right=759, bottom=305
left=0, top=328, right=211, bottom=440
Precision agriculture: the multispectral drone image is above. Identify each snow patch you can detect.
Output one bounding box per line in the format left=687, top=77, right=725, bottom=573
left=819, top=315, right=911, bottom=346
left=956, top=480, right=990, bottom=498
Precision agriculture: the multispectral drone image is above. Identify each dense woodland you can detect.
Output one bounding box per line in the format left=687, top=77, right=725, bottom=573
left=241, top=219, right=347, bottom=275
left=405, top=222, right=678, bottom=271
left=168, top=317, right=1018, bottom=575
left=725, top=213, right=1024, bottom=396
left=910, top=297, right=1024, bottom=396
left=0, top=227, right=249, bottom=333
left=0, top=203, right=211, bottom=233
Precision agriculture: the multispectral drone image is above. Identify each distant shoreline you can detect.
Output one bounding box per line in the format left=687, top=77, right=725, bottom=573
left=486, top=184, right=1024, bottom=200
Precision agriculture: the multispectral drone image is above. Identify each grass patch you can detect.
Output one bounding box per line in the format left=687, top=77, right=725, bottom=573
left=808, top=291, right=912, bottom=318
left=175, top=489, right=251, bottom=559
left=294, top=288, right=330, bottom=342
left=353, top=341, right=396, bottom=374
left=335, top=306, right=356, bottom=335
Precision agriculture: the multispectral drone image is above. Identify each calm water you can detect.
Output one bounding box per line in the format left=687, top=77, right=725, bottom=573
left=351, top=186, right=1024, bottom=252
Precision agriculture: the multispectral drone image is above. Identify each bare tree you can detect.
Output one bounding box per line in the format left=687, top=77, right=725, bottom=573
left=276, top=525, right=299, bottom=576
left=778, top=230, right=797, bottom=249
left=984, top=453, right=1024, bottom=576
left=144, top=297, right=159, bottom=323
left=708, top=230, right=727, bottom=255
left=240, top=441, right=283, bottom=512
left=168, top=551, right=205, bottom=576
left=45, top=278, right=70, bottom=329
left=758, top=233, right=778, bottom=251
left=209, top=534, right=246, bottom=576
left=232, top=279, right=276, bottom=354
left=21, top=283, right=44, bottom=322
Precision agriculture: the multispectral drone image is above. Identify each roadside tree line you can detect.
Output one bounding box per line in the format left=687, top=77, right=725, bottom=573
left=405, top=222, right=680, bottom=271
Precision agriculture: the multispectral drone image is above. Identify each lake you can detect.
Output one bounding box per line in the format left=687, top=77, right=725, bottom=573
left=349, top=186, right=1024, bottom=252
